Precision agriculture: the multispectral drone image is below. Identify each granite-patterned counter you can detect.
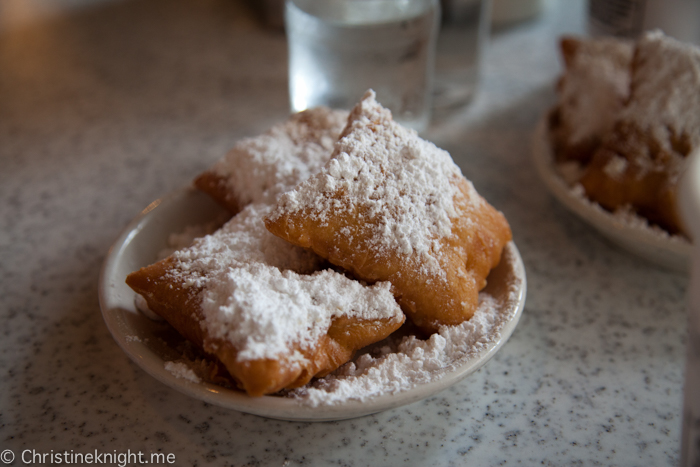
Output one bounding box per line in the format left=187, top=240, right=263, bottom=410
left=0, top=0, right=689, bottom=465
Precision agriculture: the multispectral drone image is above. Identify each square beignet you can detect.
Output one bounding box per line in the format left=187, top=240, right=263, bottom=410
left=194, top=107, right=349, bottom=213
left=578, top=31, right=700, bottom=236
left=549, top=36, right=633, bottom=165
left=126, top=203, right=405, bottom=397
left=265, top=91, right=512, bottom=333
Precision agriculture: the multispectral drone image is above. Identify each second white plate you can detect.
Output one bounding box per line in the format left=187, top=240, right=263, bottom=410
left=532, top=118, right=691, bottom=273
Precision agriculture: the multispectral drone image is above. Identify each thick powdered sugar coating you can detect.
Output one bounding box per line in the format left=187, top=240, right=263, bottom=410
left=289, top=297, right=500, bottom=405
left=622, top=31, right=700, bottom=147
left=271, top=90, right=473, bottom=260
left=288, top=244, right=523, bottom=406
left=558, top=37, right=632, bottom=145
left=211, top=107, right=349, bottom=205
left=169, top=204, right=323, bottom=289
left=167, top=203, right=401, bottom=361
left=617, top=31, right=700, bottom=182
left=201, top=265, right=400, bottom=361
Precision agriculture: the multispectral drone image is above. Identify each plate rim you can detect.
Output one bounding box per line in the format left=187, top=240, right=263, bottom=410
left=532, top=117, right=691, bottom=273
left=98, top=187, right=527, bottom=421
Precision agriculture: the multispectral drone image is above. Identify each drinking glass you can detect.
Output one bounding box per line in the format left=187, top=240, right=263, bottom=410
left=285, top=0, right=440, bottom=133
left=433, top=0, right=490, bottom=111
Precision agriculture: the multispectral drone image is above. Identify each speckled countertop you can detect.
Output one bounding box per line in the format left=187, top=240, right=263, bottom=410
left=0, top=0, right=689, bottom=465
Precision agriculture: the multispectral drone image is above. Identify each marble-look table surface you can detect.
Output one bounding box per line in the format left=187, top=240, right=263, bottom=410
left=0, top=0, right=689, bottom=465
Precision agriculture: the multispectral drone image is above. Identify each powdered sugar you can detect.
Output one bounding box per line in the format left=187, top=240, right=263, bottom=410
left=545, top=125, right=688, bottom=245
left=168, top=203, right=323, bottom=290
left=143, top=97, right=523, bottom=406
left=535, top=116, right=691, bottom=274
left=620, top=31, right=700, bottom=163
left=201, top=266, right=401, bottom=361
left=288, top=243, right=523, bottom=406
left=165, top=203, right=402, bottom=362
left=557, top=37, right=632, bottom=146
left=567, top=183, right=689, bottom=243
left=157, top=219, right=225, bottom=260
left=548, top=32, right=700, bottom=244
left=165, top=361, right=202, bottom=383
left=210, top=107, right=349, bottom=206
left=270, top=90, right=480, bottom=268
left=602, top=155, right=628, bottom=179
left=154, top=213, right=523, bottom=405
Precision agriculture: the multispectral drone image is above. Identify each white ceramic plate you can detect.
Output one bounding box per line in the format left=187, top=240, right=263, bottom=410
left=532, top=118, right=692, bottom=273
left=99, top=187, right=527, bottom=421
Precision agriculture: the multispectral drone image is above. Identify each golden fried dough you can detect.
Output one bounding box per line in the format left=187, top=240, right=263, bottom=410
left=194, top=107, right=349, bottom=213
left=127, top=204, right=404, bottom=397
left=265, top=91, right=512, bottom=333
left=578, top=31, right=700, bottom=236
left=549, top=35, right=633, bottom=165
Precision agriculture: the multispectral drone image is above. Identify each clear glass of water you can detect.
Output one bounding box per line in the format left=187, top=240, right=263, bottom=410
left=285, top=0, right=440, bottom=133
left=433, top=0, right=490, bottom=112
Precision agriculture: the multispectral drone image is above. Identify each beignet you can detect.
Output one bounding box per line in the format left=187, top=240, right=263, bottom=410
left=194, top=107, right=349, bottom=213
left=265, top=91, right=512, bottom=333
left=126, top=203, right=405, bottom=396
left=578, top=31, right=700, bottom=236
left=549, top=35, right=633, bottom=165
